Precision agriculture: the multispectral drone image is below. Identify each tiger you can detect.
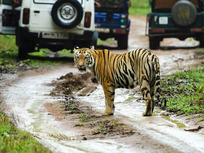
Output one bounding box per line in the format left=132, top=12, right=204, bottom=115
left=74, top=46, right=160, bottom=116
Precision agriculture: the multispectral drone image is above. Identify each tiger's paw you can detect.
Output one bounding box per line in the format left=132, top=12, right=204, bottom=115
left=103, top=110, right=114, bottom=116
left=142, top=111, right=152, bottom=116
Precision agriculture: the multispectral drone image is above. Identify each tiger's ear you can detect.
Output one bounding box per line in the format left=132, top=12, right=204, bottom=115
left=73, top=46, right=79, bottom=53
left=90, top=46, right=94, bottom=52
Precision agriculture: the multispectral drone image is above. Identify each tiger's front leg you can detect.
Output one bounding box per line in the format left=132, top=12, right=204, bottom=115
left=102, top=81, right=115, bottom=115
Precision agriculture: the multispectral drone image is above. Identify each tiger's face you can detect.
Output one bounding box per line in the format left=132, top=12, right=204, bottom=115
left=74, top=46, right=94, bottom=71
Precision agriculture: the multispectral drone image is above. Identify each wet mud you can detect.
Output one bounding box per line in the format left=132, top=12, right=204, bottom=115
left=46, top=72, right=136, bottom=140
left=48, top=72, right=97, bottom=96
left=0, top=15, right=204, bottom=153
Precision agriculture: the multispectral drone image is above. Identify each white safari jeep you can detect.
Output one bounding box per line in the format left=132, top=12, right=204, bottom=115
left=0, top=0, right=97, bottom=59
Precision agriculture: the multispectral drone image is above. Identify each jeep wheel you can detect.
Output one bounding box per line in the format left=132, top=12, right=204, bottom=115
left=172, top=0, right=197, bottom=27
left=149, top=36, right=160, bottom=49
left=118, top=34, right=128, bottom=49
left=51, top=0, right=83, bottom=28
left=18, top=47, right=29, bottom=59
left=92, top=31, right=99, bottom=48
left=199, top=35, right=204, bottom=48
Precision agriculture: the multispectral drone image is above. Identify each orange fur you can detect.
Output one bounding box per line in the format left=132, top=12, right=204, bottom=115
left=74, top=47, right=160, bottom=116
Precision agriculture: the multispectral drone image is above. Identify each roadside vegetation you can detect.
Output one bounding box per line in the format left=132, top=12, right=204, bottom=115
left=161, top=65, right=204, bottom=115
left=0, top=35, right=57, bottom=152
left=0, top=35, right=67, bottom=73
left=129, top=0, right=150, bottom=14
left=0, top=35, right=17, bottom=71
left=0, top=112, right=51, bottom=153
left=0, top=3, right=203, bottom=151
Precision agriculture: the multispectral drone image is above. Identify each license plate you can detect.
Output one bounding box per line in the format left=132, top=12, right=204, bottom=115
left=95, top=28, right=110, bottom=33
left=159, top=17, right=168, bottom=25
left=42, top=32, right=69, bottom=39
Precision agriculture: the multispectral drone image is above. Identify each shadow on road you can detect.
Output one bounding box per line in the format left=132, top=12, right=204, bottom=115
left=159, top=45, right=199, bottom=50
left=26, top=54, right=74, bottom=62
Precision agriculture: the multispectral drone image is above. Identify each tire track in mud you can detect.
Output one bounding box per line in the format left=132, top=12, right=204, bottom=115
left=0, top=65, right=164, bottom=153
left=0, top=67, right=172, bottom=153
left=1, top=48, right=203, bottom=153
left=1, top=15, right=203, bottom=153
left=77, top=84, right=204, bottom=153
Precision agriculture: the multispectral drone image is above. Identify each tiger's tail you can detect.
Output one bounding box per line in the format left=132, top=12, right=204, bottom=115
left=154, top=57, right=162, bottom=107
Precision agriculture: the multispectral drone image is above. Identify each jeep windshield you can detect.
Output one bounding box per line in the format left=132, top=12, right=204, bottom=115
left=2, top=0, right=12, bottom=5
left=95, top=0, right=124, bottom=13
left=2, top=0, right=22, bottom=6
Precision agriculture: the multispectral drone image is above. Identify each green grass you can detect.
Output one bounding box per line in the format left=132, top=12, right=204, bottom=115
left=29, top=50, right=47, bottom=57
left=29, top=49, right=73, bottom=58
left=0, top=35, right=18, bottom=70
left=198, top=115, right=204, bottom=122
left=97, top=38, right=115, bottom=46
left=0, top=49, right=62, bottom=71
left=161, top=65, right=204, bottom=115
left=75, top=122, right=84, bottom=126
left=0, top=35, right=67, bottom=71
left=0, top=112, right=52, bottom=153
left=0, top=35, right=65, bottom=152
left=69, top=105, right=77, bottom=110
left=162, top=116, right=186, bottom=128
left=0, top=35, right=18, bottom=51
left=22, top=58, right=61, bottom=67
left=80, top=113, right=89, bottom=122
left=129, top=0, right=151, bottom=14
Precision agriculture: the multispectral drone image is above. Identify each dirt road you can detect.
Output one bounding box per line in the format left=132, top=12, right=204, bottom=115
left=1, top=15, right=204, bottom=153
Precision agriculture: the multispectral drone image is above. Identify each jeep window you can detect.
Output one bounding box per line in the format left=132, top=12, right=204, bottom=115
left=95, top=0, right=124, bottom=13
left=2, top=0, right=12, bottom=5
left=2, top=0, right=22, bottom=6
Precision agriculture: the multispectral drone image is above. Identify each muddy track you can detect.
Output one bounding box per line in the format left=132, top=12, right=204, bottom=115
left=1, top=15, right=204, bottom=153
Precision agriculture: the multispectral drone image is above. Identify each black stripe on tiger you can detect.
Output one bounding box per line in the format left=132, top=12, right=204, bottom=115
left=74, top=47, right=161, bottom=116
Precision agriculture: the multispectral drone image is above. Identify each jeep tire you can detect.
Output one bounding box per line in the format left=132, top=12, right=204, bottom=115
left=118, top=34, right=128, bottom=49
left=18, top=47, right=29, bottom=59
left=199, top=35, right=204, bottom=48
left=149, top=36, right=160, bottom=49
left=171, top=0, right=197, bottom=27
left=92, top=31, right=99, bottom=48
left=51, top=0, right=83, bottom=28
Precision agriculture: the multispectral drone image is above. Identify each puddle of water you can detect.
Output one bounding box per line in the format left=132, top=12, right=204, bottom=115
left=61, top=140, right=132, bottom=153
left=124, top=97, right=137, bottom=102
left=2, top=66, right=140, bottom=153
left=162, top=116, right=186, bottom=129
left=152, top=112, right=159, bottom=117
left=1, top=47, right=203, bottom=153
left=157, top=50, right=197, bottom=76
left=79, top=83, right=204, bottom=153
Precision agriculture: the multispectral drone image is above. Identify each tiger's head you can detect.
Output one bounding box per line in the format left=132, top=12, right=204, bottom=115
left=74, top=46, right=95, bottom=71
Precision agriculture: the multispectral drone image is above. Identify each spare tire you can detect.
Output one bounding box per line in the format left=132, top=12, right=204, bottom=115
left=171, top=0, right=197, bottom=27
left=51, top=0, right=83, bottom=29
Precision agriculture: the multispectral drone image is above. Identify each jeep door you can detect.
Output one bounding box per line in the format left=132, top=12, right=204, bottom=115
left=0, top=0, right=21, bottom=34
